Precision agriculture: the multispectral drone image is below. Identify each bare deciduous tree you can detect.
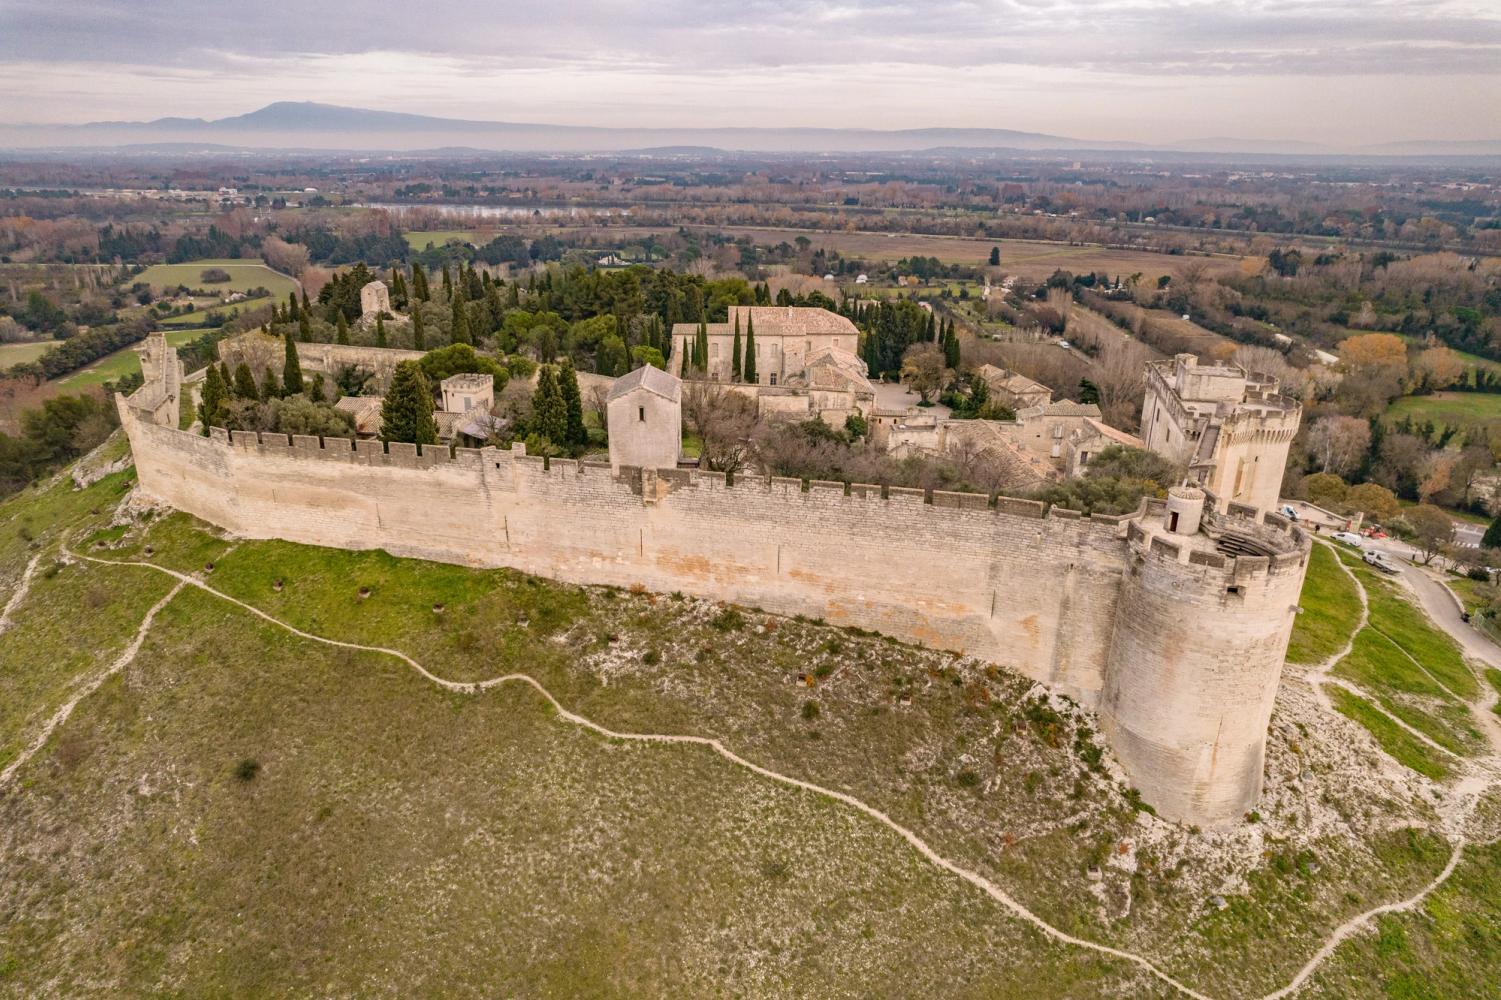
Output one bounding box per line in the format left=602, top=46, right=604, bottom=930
left=1303, top=415, right=1372, bottom=478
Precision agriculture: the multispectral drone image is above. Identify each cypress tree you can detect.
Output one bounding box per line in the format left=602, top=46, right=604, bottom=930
left=309, top=372, right=326, bottom=404
left=300, top=289, right=311, bottom=315
left=743, top=312, right=757, bottom=384
left=375, top=315, right=387, bottom=348
left=233, top=362, right=259, bottom=400
left=260, top=365, right=279, bottom=401
left=943, top=319, right=960, bottom=368
left=1484, top=513, right=1501, bottom=550
left=380, top=361, right=438, bottom=445
left=412, top=306, right=426, bottom=351
left=197, top=365, right=227, bottom=434
left=282, top=332, right=304, bottom=395
left=412, top=265, right=429, bottom=303
left=288, top=291, right=300, bottom=321
left=336, top=312, right=350, bottom=346
left=731, top=313, right=743, bottom=381
left=218, top=360, right=233, bottom=391
left=533, top=365, right=567, bottom=445
left=298, top=310, right=311, bottom=343
left=450, top=295, right=470, bottom=345
left=559, top=358, right=587, bottom=447
left=441, top=265, right=453, bottom=302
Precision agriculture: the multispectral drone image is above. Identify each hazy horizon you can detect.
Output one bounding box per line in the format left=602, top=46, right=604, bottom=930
left=1, top=0, right=1499, bottom=146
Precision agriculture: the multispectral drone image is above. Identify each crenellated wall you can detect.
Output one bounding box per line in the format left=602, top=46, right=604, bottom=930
left=116, top=334, right=1311, bottom=827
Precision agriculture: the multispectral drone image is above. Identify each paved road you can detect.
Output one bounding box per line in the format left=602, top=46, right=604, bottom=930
left=1361, top=537, right=1501, bottom=670
left=1454, top=522, right=1485, bottom=549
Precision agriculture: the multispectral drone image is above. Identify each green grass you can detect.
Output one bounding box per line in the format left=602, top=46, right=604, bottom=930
left=1327, top=686, right=1451, bottom=780
left=132, top=259, right=300, bottom=299
left=1287, top=543, right=1362, bottom=665
left=58, top=326, right=207, bottom=388
left=1486, top=669, right=1501, bottom=718
left=403, top=230, right=489, bottom=251
left=0, top=579, right=1151, bottom=997
left=1305, top=794, right=1501, bottom=998
left=0, top=340, right=60, bottom=366
left=1384, top=392, right=1501, bottom=433
left=1, top=452, right=1492, bottom=997
left=1331, top=630, right=1479, bottom=756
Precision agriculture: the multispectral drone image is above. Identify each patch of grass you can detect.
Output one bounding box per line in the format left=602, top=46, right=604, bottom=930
left=58, top=325, right=207, bottom=388
left=1327, top=686, right=1451, bottom=781
left=402, top=230, right=489, bottom=251
left=1306, top=796, right=1501, bottom=998
left=0, top=584, right=1146, bottom=997
left=1363, top=579, right=1476, bottom=700
left=1385, top=392, right=1501, bottom=434
left=1486, top=669, right=1501, bottom=717
left=132, top=259, right=299, bottom=299
left=1287, top=543, right=1362, bottom=665
left=0, top=339, right=60, bottom=366
left=1331, top=630, right=1480, bottom=756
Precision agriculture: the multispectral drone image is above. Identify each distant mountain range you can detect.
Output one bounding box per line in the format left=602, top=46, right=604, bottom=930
left=2, top=102, right=1499, bottom=159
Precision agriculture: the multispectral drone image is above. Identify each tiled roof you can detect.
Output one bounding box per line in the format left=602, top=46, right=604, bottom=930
left=607, top=363, right=682, bottom=403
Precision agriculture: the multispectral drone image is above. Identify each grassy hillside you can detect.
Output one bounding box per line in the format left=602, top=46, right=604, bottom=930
left=1, top=447, right=1498, bottom=998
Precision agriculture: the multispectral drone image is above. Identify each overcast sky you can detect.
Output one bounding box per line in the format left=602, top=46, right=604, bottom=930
left=1, top=0, right=1498, bottom=144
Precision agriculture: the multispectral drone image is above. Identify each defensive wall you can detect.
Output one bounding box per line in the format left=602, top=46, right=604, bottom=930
left=118, top=334, right=1310, bottom=827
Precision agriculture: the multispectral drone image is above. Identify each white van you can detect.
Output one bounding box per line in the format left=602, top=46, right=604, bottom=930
left=1332, top=531, right=1363, bottom=547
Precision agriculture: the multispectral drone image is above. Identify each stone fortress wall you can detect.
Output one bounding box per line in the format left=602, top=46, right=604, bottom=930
left=119, top=335, right=1310, bottom=827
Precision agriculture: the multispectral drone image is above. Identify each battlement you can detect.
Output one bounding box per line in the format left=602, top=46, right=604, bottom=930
left=119, top=336, right=1311, bottom=828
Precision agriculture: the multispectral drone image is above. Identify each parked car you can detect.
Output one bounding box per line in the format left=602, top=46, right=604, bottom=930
left=1364, top=550, right=1399, bottom=574
left=1332, top=531, right=1364, bottom=547
left=1279, top=505, right=1300, bottom=521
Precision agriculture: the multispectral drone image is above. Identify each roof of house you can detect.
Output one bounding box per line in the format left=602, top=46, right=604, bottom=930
left=671, top=306, right=859, bottom=340
left=976, top=363, right=1052, bottom=401
left=1083, top=418, right=1144, bottom=449
left=607, top=363, right=681, bottom=403
left=334, top=395, right=384, bottom=436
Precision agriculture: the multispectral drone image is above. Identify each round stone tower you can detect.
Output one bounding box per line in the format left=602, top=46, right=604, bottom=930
left=1100, top=498, right=1309, bottom=826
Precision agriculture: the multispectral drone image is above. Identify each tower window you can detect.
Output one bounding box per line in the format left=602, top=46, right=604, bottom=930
left=638, top=406, right=645, bottom=422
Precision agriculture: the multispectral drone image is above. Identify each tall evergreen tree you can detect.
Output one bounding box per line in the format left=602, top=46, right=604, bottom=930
left=297, top=310, right=311, bottom=343
left=450, top=295, right=470, bottom=345
left=412, top=306, right=426, bottom=351
left=743, top=312, right=757, bottom=384
left=380, top=362, right=438, bottom=445
left=412, top=265, right=430, bottom=303
left=309, top=372, right=326, bottom=404
left=282, top=331, right=304, bottom=396
left=300, top=289, right=311, bottom=315
left=260, top=365, right=279, bottom=402
left=942, top=319, right=960, bottom=368
left=731, top=313, right=743, bottom=381
left=233, top=362, right=259, bottom=400
left=440, top=265, right=453, bottom=302
left=1484, top=512, right=1501, bottom=550
left=336, top=312, right=350, bottom=346
left=197, top=364, right=227, bottom=434
left=559, top=358, right=587, bottom=447
left=533, top=365, right=567, bottom=445
left=218, top=360, right=233, bottom=391
left=288, top=291, right=300, bottom=322
left=375, top=315, right=387, bottom=348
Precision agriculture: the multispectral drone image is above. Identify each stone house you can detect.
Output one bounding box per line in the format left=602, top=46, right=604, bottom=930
left=606, top=364, right=682, bottom=471
left=671, top=306, right=860, bottom=387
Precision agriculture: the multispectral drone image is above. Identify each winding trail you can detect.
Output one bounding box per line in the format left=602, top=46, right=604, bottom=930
left=0, top=552, right=43, bottom=636
left=0, top=579, right=185, bottom=787
left=14, top=542, right=1498, bottom=1000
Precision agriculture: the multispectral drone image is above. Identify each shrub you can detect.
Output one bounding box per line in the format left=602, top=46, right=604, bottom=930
left=642, top=649, right=661, bottom=666
left=801, top=700, right=820, bottom=721
left=234, top=758, right=260, bottom=782
left=955, top=769, right=981, bottom=788
left=200, top=268, right=232, bottom=284
left=710, top=608, right=745, bottom=632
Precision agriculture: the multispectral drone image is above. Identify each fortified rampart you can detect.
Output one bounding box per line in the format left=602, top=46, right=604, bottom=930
left=118, top=335, right=1310, bottom=827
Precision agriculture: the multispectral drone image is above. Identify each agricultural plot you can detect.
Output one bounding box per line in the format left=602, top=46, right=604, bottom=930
left=132, top=259, right=300, bottom=299
left=0, top=340, right=60, bottom=367
left=1385, top=392, right=1501, bottom=433
left=58, top=325, right=214, bottom=388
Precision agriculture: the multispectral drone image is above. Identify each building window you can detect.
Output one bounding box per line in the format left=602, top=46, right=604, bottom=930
left=638, top=406, right=645, bottom=422
left=769, top=373, right=777, bottom=386
left=711, top=344, right=719, bottom=359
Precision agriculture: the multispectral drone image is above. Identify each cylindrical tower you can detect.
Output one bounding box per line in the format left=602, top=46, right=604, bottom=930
left=1164, top=485, right=1205, bottom=536
left=1101, top=505, right=1309, bottom=826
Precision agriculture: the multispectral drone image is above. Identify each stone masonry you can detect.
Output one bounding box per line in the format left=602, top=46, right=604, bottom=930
left=119, top=334, right=1310, bottom=828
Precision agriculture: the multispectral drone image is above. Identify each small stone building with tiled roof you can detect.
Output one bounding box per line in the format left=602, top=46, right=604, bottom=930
left=975, top=363, right=1053, bottom=411
left=607, top=364, right=682, bottom=471
left=671, top=306, right=861, bottom=386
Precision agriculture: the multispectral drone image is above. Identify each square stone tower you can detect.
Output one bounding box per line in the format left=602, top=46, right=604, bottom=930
left=607, top=365, right=681, bottom=471
left=360, top=280, right=391, bottom=319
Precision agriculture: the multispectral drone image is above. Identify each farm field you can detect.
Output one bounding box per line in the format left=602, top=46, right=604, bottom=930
left=133, top=259, right=299, bottom=299
left=0, top=340, right=60, bottom=367
left=58, top=325, right=213, bottom=388
left=1385, top=391, right=1501, bottom=432
left=403, top=229, right=492, bottom=250
left=683, top=226, right=1257, bottom=283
